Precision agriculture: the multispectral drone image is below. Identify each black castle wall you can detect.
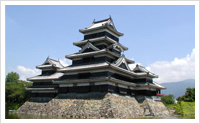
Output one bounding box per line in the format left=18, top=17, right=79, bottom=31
left=58, top=84, right=157, bottom=96
left=59, top=71, right=153, bottom=84
left=72, top=56, right=115, bottom=66
left=84, top=31, right=119, bottom=42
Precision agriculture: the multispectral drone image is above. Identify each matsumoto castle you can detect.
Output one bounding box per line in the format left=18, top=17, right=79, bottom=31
left=27, top=17, right=166, bottom=101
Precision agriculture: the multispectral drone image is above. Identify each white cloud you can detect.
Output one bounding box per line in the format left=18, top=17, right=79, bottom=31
left=16, top=66, right=40, bottom=81
left=146, top=48, right=195, bottom=83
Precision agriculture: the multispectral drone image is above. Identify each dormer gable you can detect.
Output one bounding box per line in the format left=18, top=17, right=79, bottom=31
left=108, top=43, right=124, bottom=52
left=78, top=41, right=100, bottom=53
left=113, top=54, right=131, bottom=71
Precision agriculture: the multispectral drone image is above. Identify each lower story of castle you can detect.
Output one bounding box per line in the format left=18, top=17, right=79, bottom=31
left=29, top=81, right=161, bottom=101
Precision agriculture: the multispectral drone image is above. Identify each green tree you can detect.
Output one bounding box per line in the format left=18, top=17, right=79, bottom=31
left=177, top=88, right=195, bottom=102
left=6, top=72, right=19, bottom=83
left=6, top=81, right=32, bottom=104
left=5, top=72, right=32, bottom=110
left=161, top=94, right=175, bottom=105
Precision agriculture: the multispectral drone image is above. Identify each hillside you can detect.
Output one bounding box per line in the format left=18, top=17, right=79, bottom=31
left=160, top=79, right=195, bottom=99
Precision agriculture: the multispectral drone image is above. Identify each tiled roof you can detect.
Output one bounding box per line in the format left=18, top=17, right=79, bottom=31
left=152, top=82, right=166, bottom=89
left=73, top=36, right=128, bottom=51
left=133, top=64, right=158, bottom=78
left=87, top=17, right=116, bottom=30
left=53, top=76, right=137, bottom=87
left=78, top=41, right=100, bottom=53
left=65, top=49, right=119, bottom=59
left=113, top=54, right=131, bottom=71
left=27, top=72, right=64, bottom=81
left=136, top=82, right=166, bottom=89
left=79, top=17, right=123, bottom=37
left=36, top=57, right=64, bottom=69
left=26, top=87, right=56, bottom=91
left=58, top=62, right=109, bottom=72
left=57, top=60, right=154, bottom=78
left=50, top=59, right=64, bottom=68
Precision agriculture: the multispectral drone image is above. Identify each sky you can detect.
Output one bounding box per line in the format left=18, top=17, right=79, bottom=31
left=5, top=5, right=195, bottom=83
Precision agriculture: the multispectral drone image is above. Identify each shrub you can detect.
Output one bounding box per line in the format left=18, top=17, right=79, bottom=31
left=161, top=94, right=175, bottom=105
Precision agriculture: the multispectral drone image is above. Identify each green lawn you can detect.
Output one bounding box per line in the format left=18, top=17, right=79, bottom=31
left=178, top=101, right=195, bottom=116
left=165, top=102, right=195, bottom=116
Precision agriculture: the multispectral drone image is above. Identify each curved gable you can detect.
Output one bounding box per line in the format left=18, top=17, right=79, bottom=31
left=78, top=41, right=100, bottom=53
left=113, top=54, right=131, bottom=71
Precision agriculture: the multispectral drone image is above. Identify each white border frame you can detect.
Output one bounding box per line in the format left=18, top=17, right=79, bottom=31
left=1, top=1, right=199, bottom=124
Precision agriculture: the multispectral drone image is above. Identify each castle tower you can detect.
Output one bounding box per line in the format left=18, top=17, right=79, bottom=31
left=27, top=57, right=64, bottom=101
left=19, top=17, right=169, bottom=118
left=52, top=17, right=166, bottom=97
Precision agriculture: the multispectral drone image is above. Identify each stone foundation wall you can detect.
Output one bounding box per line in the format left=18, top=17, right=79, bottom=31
left=141, top=98, right=170, bottom=117
left=17, top=93, right=169, bottom=119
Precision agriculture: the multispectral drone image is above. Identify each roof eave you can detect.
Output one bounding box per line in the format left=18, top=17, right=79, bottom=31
left=27, top=77, right=57, bottom=81
left=26, top=88, right=56, bottom=91
left=36, top=65, right=54, bottom=69
left=79, top=25, right=124, bottom=37
left=58, top=63, right=109, bottom=72
left=73, top=36, right=128, bottom=52
left=65, top=49, right=119, bottom=59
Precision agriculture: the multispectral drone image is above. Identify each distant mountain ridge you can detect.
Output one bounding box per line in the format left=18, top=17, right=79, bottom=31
left=160, top=79, right=195, bottom=99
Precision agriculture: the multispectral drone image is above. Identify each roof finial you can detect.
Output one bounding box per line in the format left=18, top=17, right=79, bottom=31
left=109, top=15, right=111, bottom=18
left=93, top=19, right=95, bottom=23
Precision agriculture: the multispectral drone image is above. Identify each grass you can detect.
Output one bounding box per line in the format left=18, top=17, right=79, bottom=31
left=165, top=101, right=195, bottom=116
left=176, top=101, right=195, bottom=116
left=165, top=104, right=176, bottom=109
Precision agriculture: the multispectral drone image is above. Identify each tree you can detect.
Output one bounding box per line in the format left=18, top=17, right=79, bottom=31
left=5, top=72, right=32, bottom=110
left=177, top=88, right=195, bottom=102
left=161, top=94, right=175, bottom=105
left=6, top=72, right=19, bottom=83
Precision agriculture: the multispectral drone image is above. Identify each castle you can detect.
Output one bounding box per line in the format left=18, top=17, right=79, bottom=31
left=26, top=17, right=165, bottom=102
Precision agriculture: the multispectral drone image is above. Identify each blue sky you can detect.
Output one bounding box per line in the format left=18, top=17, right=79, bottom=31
left=5, top=5, right=195, bottom=83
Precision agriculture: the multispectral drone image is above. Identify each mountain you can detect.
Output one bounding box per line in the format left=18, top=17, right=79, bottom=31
left=160, top=79, right=195, bottom=99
